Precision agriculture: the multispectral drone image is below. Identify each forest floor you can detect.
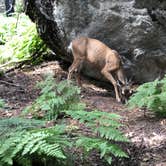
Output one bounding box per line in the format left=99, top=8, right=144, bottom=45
left=0, top=61, right=166, bottom=166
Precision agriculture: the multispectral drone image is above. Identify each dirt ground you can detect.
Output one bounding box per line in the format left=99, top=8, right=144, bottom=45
left=0, top=61, right=165, bottom=166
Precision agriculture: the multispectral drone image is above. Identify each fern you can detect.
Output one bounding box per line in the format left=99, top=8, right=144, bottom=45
left=23, top=75, right=84, bottom=121
left=67, top=110, right=128, bottom=163
left=76, top=137, right=128, bottom=164
left=0, top=98, right=5, bottom=108
left=0, top=117, right=46, bottom=149
left=21, top=75, right=128, bottom=165
left=0, top=126, right=71, bottom=166
left=128, top=76, right=166, bottom=117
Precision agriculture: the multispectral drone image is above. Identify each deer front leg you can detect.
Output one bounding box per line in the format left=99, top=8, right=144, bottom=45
left=67, top=58, right=82, bottom=80
left=67, top=58, right=84, bottom=87
left=101, top=68, right=121, bottom=102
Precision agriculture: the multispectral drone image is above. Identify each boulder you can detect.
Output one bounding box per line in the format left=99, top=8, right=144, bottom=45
left=25, top=0, right=166, bottom=83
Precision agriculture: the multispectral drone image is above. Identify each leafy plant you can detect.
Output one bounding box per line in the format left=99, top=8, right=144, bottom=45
left=0, top=117, right=45, bottom=138
left=128, top=76, right=166, bottom=117
left=15, top=0, right=24, bottom=13
left=0, top=98, right=5, bottom=108
left=23, top=75, right=84, bottom=121
left=0, top=14, right=49, bottom=66
left=68, top=110, right=128, bottom=164
left=0, top=76, right=128, bottom=165
left=1, top=113, right=128, bottom=165
left=22, top=75, right=128, bottom=164
left=0, top=125, right=72, bottom=166
left=0, top=16, right=16, bottom=45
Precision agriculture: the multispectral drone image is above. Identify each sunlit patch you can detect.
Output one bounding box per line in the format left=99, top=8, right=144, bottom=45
left=126, top=132, right=165, bottom=148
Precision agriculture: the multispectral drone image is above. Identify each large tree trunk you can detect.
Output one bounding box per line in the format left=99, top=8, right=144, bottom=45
left=5, top=0, right=15, bottom=16
left=25, top=0, right=166, bottom=83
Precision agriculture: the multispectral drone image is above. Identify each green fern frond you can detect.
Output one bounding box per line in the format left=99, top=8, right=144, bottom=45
left=0, top=98, right=5, bottom=108
left=0, top=118, right=45, bottom=140
left=23, top=77, right=83, bottom=121
left=76, top=136, right=128, bottom=161
left=95, top=127, right=128, bottom=142
left=128, top=76, right=166, bottom=117
left=0, top=126, right=71, bottom=166
left=19, top=76, right=129, bottom=165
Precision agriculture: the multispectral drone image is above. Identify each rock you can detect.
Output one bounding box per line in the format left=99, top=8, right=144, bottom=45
left=25, top=0, right=166, bottom=83
left=0, top=0, right=5, bottom=13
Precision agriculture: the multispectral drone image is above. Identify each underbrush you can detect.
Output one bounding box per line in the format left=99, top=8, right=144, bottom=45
left=0, top=99, right=5, bottom=108
left=0, top=13, right=49, bottom=68
left=128, top=76, right=166, bottom=117
left=0, top=75, right=129, bottom=166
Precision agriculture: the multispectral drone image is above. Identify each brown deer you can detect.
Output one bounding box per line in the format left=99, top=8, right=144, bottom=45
left=67, top=37, right=131, bottom=102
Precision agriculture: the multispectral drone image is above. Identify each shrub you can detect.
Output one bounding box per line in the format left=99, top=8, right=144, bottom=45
left=0, top=117, right=45, bottom=138
left=0, top=126, right=72, bottom=166
left=0, top=14, right=48, bottom=66
left=0, top=76, right=128, bottom=165
left=22, top=75, right=129, bottom=165
left=22, top=75, right=84, bottom=121
left=0, top=99, right=5, bottom=108
left=68, top=110, right=129, bottom=164
left=128, top=77, right=166, bottom=117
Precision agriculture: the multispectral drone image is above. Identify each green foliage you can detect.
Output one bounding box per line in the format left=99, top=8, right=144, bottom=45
left=23, top=75, right=85, bottom=121
left=0, top=76, right=128, bottom=165
left=0, top=14, right=48, bottom=66
left=22, top=75, right=128, bottom=165
left=0, top=126, right=71, bottom=166
left=0, top=117, right=45, bottom=138
left=0, top=16, right=16, bottom=45
left=0, top=98, right=5, bottom=108
left=128, top=77, right=166, bottom=117
left=15, top=0, right=24, bottom=13
left=67, top=110, right=129, bottom=164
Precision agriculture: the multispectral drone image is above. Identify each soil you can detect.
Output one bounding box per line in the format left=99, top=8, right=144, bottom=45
left=0, top=61, right=165, bottom=166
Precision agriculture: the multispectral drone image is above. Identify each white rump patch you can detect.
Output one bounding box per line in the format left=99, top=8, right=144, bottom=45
left=68, top=42, right=73, bottom=52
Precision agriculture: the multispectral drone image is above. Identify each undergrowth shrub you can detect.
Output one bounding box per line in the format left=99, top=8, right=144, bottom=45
left=68, top=110, right=129, bottom=164
left=128, top=76, right=166, bottom=117
left=0, top=14, right=48, bottom=66
left=0, top=75, right=128, bottom=165
left=0, top=126, right=72, bottom=166
left=22, top=75, right=128, bottom=164
left=0, top=117, right=45, bottom=138
left=23, top=75, right=85, bottom=121
left=0, top=98, right=5, bottom=108
left=0, top=16, right=16, bottom=45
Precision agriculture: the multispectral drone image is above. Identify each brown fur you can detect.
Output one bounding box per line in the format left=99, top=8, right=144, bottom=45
left=67, top=37, right=128, bottom=102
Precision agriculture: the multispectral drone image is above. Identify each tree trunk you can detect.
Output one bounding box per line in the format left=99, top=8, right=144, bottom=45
left=5, top=0, right=15, bottom=16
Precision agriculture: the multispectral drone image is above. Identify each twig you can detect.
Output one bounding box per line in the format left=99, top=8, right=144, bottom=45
left=0, top=59, right=26, bottom=69
left=0, top=61, right=17, bottom=68
left=5, top=59, right=30, bottom=73
left=15, top=13, right=20, bottom=31
left=0, top=80, right=21, bottom=87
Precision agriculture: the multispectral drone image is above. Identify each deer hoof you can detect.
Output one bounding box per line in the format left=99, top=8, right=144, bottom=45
left=116, top=98, right=121, bottom=103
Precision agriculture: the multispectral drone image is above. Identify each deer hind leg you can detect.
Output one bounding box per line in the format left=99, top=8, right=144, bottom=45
left=101, top=65, right=121, bottom=102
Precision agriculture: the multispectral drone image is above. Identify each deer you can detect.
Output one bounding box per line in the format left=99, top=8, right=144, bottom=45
left=67, top=37, right=132, bottom=102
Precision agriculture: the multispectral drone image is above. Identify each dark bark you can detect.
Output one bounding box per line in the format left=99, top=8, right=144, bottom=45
left=24, top=0, right=69, bottom=62
left=5, top=0, right=15, bottom=16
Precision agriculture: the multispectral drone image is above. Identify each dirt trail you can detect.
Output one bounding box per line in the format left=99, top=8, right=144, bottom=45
left=0, top=61, right=165, bottom=166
